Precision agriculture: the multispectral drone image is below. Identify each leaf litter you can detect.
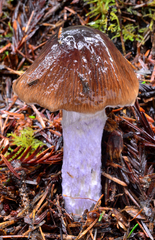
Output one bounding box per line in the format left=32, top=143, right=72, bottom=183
left=0, top=0, right=155, bottom=239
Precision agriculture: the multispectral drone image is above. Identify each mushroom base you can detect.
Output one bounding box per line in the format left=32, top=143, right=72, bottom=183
left=62, top=110, right=107, bottom=215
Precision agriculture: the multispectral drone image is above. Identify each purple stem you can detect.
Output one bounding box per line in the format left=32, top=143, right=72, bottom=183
left=62, top=110, right=107, bottom=215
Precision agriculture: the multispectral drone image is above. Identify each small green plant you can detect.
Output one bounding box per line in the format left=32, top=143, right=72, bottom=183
left=8, top=127, right=44, bottom=151
left=114, top=24, right=144, bottom=43
left=85, top=0, right=154, bottom=50
left=127, top=223, right=139, bottom=238
left=85, top=0, right=116, bottom=32
left=98, top=211, right=105, bottom=221
left=2, top=51, right=9, bottom=60
left=7, top=0, right=14, bottom=4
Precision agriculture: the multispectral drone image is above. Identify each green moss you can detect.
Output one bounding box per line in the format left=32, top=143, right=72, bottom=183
left=85, top=0, right=115, bottom=32
left=85, top=0, right=154, bottom=45
left=8, top=127, right=44, bottom=151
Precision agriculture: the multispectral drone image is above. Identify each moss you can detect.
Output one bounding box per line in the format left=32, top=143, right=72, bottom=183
left=8, top=127, right=44, bottom=151
left=85, top=0, right=154, bottom=45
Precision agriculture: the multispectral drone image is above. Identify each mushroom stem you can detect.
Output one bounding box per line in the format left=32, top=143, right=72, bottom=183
left=62, top=110, right=107, bottom=215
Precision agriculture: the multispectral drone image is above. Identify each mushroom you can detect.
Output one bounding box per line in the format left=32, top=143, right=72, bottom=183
left=13, top=26, right=139, bottom=215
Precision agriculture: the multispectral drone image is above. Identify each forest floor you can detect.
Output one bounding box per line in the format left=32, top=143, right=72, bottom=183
left=0, top=1, right=155, bottom=239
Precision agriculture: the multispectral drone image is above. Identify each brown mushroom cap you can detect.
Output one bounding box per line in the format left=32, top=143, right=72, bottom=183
left=13, top=26, right=139, bottom=113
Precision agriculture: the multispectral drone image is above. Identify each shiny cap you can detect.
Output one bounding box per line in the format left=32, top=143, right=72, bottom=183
left=13, top=26, right=139, bottom=113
